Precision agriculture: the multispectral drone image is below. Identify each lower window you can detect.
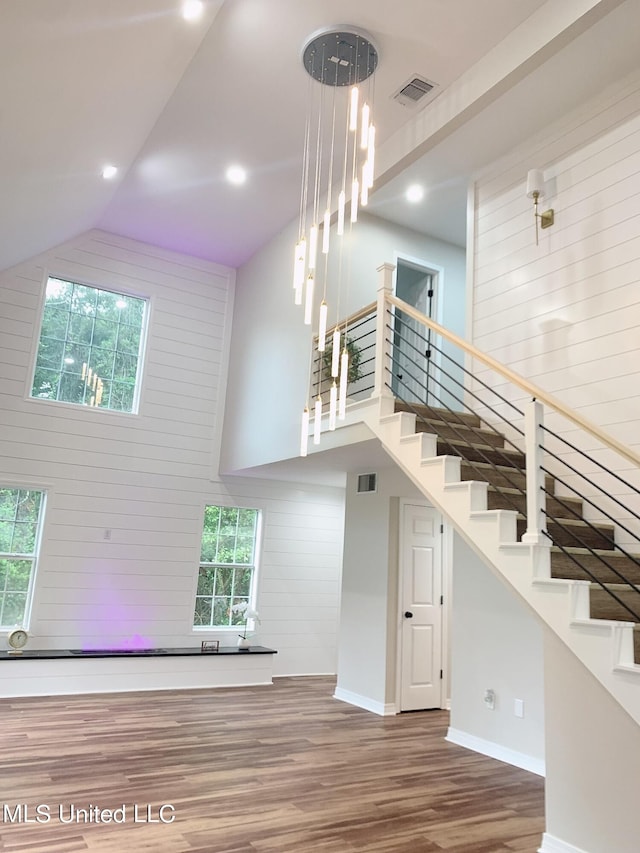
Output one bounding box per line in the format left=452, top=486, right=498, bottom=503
left=0, top=488, right=45, bottom=628
left=193, top=506, right=259, bottom=628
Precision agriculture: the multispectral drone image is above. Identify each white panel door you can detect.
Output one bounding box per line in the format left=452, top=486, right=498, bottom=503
left=400, top=503, right=443, bottom=711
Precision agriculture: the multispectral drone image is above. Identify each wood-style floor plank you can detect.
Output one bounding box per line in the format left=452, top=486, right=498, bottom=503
left=0, top=676, right=544, bottom=852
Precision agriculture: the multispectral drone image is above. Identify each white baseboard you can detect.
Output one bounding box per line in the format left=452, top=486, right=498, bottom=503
left=334, top=686, right=397, bottom=716
left=446, top=726, right=545, bottom=777
left=538, top=833, right=590, bottom=853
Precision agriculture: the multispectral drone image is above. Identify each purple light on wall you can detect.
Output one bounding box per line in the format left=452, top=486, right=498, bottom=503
left=80, top=574, right=154, bottom=651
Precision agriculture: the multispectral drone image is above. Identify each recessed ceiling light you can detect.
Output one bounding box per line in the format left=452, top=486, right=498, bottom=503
left=182, top=0, right=204, bottom=21
left=226, top=165, right=247, bottom=186
left=102, top=165, right=118, bottom=180
left=406, top=184, right=424, bottom=203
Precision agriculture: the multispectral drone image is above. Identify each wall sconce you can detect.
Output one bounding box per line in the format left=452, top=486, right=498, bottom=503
left=526, top=169, right=554, bottom=245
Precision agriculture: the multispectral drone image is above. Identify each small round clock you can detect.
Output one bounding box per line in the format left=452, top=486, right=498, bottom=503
left=7, top=628, right=28, bottom=654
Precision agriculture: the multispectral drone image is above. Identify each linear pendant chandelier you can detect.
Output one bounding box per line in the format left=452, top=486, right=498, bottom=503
left=295, top=28, right=378, bottom=457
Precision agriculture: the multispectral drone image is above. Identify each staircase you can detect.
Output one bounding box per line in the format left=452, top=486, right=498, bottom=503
left=312, top=271, right=640, bottom=725
left=362, top=395, right=640, bottom=725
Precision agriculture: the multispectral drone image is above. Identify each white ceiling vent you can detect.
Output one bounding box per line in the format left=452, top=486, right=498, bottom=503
left=393, top=75, right=438, bottom=108
left=357, top=473, right=377, bottom=494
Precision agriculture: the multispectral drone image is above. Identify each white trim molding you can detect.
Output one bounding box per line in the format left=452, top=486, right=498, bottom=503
left=334, top=686, right=397, bottom=716
left=446, top=726, right=545, bottom=777
left=538, top=833, right=591, bottom=853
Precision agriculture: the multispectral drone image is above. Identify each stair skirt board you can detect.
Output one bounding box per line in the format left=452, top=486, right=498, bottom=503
left=333, top=686, right=397, bottom=716
left=446, top=726, right=545, bottom=777
left=538, top=834, right=591, bottom=853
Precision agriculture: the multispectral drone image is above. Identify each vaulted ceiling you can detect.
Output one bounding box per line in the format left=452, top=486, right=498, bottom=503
left=1, top=0, right=637, bottom=275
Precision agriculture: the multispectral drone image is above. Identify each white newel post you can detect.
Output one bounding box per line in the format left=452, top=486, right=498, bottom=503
left=522, top=398, right=548, bottom=546
left=373, top=263, right=395, bottom=401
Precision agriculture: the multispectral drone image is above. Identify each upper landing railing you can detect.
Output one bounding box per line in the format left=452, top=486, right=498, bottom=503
left=309, top=263, right=640, bottom=622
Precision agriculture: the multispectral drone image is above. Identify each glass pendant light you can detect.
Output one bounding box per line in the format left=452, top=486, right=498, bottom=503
left=318, top=301, right=328, bottom=352
left=313, top=396, right=322, bottom=445
left=331, top=329, right=341, bottom=377
left=338, top=348, right=349, bottom=419
left=329, top=382, right=337, bottom=430
left=300, top=407, right=310, bottom=457
left=304, top=273, right=314, bottom=325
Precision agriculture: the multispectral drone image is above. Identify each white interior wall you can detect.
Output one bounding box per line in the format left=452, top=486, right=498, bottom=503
left=336, top=465, right=425, bottom=714
left=0, top=230, right=344, bottom=681
left=221, top=212, right=466, bottom=473
left=542, top=630, right=640, bottom=853
left=469, top=65, right=640, bottom=850
left=471, top=68, right=640, bottom=546
left=448, top=535, right=545, bottom=775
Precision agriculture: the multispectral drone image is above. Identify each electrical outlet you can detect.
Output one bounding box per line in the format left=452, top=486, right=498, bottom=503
left=483, top=688, right=495, bottom=710
left=514, top=698, right=524, bottom=718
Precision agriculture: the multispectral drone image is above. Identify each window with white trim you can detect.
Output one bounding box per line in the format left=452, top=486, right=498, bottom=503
left=0, top=488, right=45, bottom=628
left=194, top=506, right=259, bottom=628
left=31, top=276, right=147, bottom=413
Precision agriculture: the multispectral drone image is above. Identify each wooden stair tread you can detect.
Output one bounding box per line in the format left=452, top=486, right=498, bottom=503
left=415, top=420, right=506, bottom=448
left=589, top=585, right=640, bottom=623
left=551, top=548, right=640, bottom=586
left=436, top=439, right=525, bottom=468
left=488, top=487, right=583, bottom=519
left=394, top=401, right=481, bottom=428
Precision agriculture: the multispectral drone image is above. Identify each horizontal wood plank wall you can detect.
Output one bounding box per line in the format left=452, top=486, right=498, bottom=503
left=0, top=230, right=344, bottom=689
left=471, top=70, right=640, bottom=547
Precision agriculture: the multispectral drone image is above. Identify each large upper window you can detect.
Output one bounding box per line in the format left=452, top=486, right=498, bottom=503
left=0, top=488, right=45, bottom=628
left=31, top=276, right=147, bottom=413
left=194, top=506, right=259, bottom=629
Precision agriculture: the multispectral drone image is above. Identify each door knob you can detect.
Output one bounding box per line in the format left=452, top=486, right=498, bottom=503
left=404, top=611, right=413, bottom=619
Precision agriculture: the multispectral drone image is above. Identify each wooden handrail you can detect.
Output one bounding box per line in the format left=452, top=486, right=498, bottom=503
left=386, top=293, right=640, bottom=469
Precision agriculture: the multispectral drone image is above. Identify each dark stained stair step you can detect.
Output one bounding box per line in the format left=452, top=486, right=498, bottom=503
left=488, top=488, right=583, bottom=519
left=437, top=439, right=525, bottom=468
left=517, top=517, right=615, bottom=550
left=459, top=461, right=555, bottom=495
left=415, top=419, right=506, bottom=448
left=394, top=401, right=481, bottom=428
left=589, top=585, right=640, bottom=623
left=551, top=548, right=640, bottom=586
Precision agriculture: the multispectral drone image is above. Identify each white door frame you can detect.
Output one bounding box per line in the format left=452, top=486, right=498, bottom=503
left=392, top=253, right=446, bottom=407
left=395, top=498, right=452, bottom=711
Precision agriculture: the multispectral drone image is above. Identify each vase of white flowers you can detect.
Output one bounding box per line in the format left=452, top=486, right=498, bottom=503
left=230, top=601, right=260, bottom=649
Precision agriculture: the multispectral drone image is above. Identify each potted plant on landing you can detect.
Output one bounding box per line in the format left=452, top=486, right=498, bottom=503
left=321, top=337, right=363, bottom=387
left=230, top=601, right=260, bottom=649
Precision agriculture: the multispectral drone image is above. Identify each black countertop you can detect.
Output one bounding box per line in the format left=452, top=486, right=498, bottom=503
left=0, top=646, right=277, bottom=661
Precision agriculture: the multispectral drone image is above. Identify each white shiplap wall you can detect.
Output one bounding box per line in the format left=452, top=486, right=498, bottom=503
left=0, top=230, right=344, bottom=684
left=471, top=70, right=640, bottom=545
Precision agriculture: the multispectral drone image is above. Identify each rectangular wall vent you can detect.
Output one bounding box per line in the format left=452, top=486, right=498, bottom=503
left=357, top=473, right=377, bottom=494
left=393, top=76, right=437, bottom=107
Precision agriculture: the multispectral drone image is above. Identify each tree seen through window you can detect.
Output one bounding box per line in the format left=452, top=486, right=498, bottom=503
left=0, top=488, right=45, bottom=628
left=194, top=506, right=259, bottom=628
left=31, top=277, right=146, bottom=413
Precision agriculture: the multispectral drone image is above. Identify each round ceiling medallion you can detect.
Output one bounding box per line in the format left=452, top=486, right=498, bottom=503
left=302, top=28, right=378, bottom=87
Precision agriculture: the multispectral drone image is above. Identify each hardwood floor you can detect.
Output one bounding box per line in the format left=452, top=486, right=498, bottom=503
left=0, top=677, right=545, bottom=852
